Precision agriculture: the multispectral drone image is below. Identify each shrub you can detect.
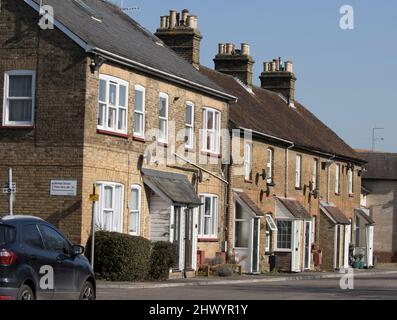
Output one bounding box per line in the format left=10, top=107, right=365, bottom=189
left=149, top=241, right=178, bottom=281
left=86, top=231, right=151, bottom=282
left=212, top=264, right=233, bottom=277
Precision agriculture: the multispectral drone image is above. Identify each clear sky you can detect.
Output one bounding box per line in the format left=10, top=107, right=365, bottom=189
left=114, top=0, right=397, bottom=152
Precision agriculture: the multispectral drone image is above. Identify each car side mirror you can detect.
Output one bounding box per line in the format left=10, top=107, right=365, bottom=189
left=72, top=245, right=85, bottom=256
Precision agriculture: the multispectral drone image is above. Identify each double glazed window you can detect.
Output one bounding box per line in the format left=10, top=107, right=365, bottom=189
left=3, top=70, right=35, bottom=126
left=158, top=93, right=169, bottom=143
left=202, top=108, right=221, bottom=154
left=312, top=159, right=318, bottom=190
left=244, top=143, right=252, bottom=181
left=133, top=85, right=145, bottom=138
left=348, top=168, right=354, bottom=195
left=266, top=148, right=274, bottom=184
left=98, top=75, right=128, bottom=134
left=198, top=195, right=218, bottom=238
left=276, top=220, right=292, bottom=250
left=185, top=102, right=195, bottom=149
left=96, top=182, right=124, bottom=232
left=335, top=164, right=341, bottom=194
left=295, top=155, right=302, bottom=189
left=129, top=185, right=141, bottom=236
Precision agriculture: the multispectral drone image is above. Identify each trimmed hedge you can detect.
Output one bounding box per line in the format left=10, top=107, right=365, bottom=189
left=149, top=241, right=178, bottom=281
left=86, top=231, right=151, bottom=282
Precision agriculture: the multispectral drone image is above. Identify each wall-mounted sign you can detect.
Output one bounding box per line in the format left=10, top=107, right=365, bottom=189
left=50, top=180, right=77, bottom=196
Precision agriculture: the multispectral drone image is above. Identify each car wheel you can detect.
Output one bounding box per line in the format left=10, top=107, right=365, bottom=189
left=79, top=281, right=95, bottom=300
left=17, top=284, right=35, bottom=301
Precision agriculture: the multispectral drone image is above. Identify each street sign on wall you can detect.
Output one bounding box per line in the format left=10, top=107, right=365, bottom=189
left=3, top=183, right=16, bottom=194
left=50, top=180, right=77, bottom=196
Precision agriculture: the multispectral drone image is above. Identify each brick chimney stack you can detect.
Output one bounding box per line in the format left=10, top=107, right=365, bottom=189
left=213, top=43, right=255, bottom=87
left=155, top=9, right=202, bottom=69
left=259, top=58, right=297, bottom=105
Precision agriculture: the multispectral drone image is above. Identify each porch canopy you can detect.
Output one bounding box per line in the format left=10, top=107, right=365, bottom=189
left=320, top=203, right=351, bottom=225
left=355, top=208, right=375, bottom=225
left=234, top=191, right=266, bottom=217
left=276, top=197, right=312, bottom=220
left=141, top=168, right=202, bottom=207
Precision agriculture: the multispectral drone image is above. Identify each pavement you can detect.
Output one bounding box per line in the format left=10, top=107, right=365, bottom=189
left=97, top=263, right=397, bottom=290
left=96, top=265, right=397, bottom=300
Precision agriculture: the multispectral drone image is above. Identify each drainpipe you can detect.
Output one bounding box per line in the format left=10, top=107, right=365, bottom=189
left=285, top=143, right=295, bottom=198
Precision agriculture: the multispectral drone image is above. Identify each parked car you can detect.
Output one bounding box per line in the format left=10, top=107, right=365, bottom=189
left=0, top=215, right=95, bottom=300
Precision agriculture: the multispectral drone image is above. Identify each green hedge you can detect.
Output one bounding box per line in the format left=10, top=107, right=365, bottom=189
left=86, top=231, right=151, bottom=282
left=149, top=241, right=178, bottom=281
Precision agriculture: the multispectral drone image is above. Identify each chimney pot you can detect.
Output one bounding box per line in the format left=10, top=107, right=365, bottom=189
left=226, top=43, right=234, bottom=54
left=182, top=9, right=189, bottom=24
left=285, top=61, right=293, bottom=73
left=187, top=15, right=195, bottom=28
left=241, top=43, right=250, bottom=56
left=169, top=10, right=177, bottom=29
left=218, top=43, right=226, bottom=55
left=160, top=16, right=167, bottom=29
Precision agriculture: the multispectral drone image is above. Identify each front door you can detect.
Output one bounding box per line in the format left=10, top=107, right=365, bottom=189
left=184, top=208, right=194, bottom=271
left=344, top=224, right=352, bottom=269
left=172, top=206, right=182, bottom=271
left=304, top=221, right=312, bottom=270
left=251, top=218, right=260, bottom=273
left=292, top=221, right=302, bottom=272
left=366, top=225, right=374, bottom=267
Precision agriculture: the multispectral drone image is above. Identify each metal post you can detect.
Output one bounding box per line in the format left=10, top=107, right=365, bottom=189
left=8, top=168, right=13, bottom=216
left=90, top=184, right=97, bottom=269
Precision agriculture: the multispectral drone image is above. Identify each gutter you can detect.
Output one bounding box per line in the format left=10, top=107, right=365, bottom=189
left=88, top=47, right=238, bottom=103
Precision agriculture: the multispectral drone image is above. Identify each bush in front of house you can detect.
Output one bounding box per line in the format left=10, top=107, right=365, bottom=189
left=149, top=241, right=178, bottom=281
left=212, top=264, right=233, bottom=277
left=85, top=231, right=151, bottom=282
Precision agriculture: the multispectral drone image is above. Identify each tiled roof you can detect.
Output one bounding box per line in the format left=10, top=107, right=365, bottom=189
left=200, top=66, right=363, bottom=162
left=320, top=204, right=350, bottom=225
left=277, top=198, right=311, bottom=219
left=235, top=191, right=266, bottom=217
left=356, top=150, right=397, bottom=180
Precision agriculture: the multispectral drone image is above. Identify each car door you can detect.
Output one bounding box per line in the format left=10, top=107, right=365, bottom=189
left=38, top=224, right=77, bottom=300
left=20, top=224, right=54, bottom=300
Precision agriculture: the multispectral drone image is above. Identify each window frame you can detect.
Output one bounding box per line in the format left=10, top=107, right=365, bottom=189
left=348, top=167, right=354, bottom=195
left=202, top=107, right=221, bottom=154
left=129, top=184, right=141, bottom=236
left=185, top=101, right=195, bottom=149
left=96, top=181, right=124, bottom=233
left=275, top=219, right=293, bottom=251
left=133, top=84, right=146, bottom=139
left=158, top=92, right=169, bottom=144
left=3, top=70, right=36, bottom=126
left=234, top=201, right=250, bottom=249
left=198, top=194, right=218, bottom=239
left=335, top=164, right=341, bottom=194
left=312, top=158, right=318, bottom=190
left=295, top=155, right=302, bottom=189
left=97, top=74, right=129, bottom=135
left=266, top=148, right=274, bottom=184
left=244, top=142, right=252, bottom=181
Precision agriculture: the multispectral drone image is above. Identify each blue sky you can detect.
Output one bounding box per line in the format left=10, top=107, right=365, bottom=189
left=115, top=0, right=397, bottom=152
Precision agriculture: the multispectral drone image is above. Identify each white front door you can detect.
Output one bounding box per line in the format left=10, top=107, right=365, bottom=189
left=344, top=224, right=352, bottom=269
left=366, top=225, right=374, bottom=267
left=304, top=221, right=312, bottom=270
left=292, top=220, right=303, bottom=272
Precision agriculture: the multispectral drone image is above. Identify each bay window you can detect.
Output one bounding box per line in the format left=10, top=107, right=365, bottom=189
left=129, top=185, right=141, bottom=236
left=97, top=75, right=128, bottom=134
left=133, top=85, right=145, bottom=138
left=202, top=108, right=221, bottom=154
left=185, top=101, right=194, bottom=149
left=96, top=182, right=124, bottom=232
left=198, top=195, right=218, bottom=238
left=158, top=92, right=169, bottom=143
left=3, top=70, right=36, bottom=126
left=276, top=220, right=292, bottom=250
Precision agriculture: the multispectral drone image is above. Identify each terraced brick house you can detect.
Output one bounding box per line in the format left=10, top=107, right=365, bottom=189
left=155, top=9, right=366, bottom=273
left=0, top=0, right=236, bottom=277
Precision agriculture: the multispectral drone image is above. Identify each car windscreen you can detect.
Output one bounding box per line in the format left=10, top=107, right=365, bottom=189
left=0, top=225, right=16, bottom=246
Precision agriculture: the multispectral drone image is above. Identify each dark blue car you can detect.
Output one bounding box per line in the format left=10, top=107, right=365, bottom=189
left=0, top=215, right=95, bottom=300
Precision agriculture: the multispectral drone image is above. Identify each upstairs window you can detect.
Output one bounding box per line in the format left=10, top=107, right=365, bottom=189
left=158, top=93, right=169, bottom=144
left=295, top=155, right=302, bottom=189
left=3, top=70, right=36, bottom=126
left=185, top=101, right=195, bottom=149
left=348, top=168, right=354, bottom=195
left=98, top=75, right=128, bottom=134
left=244, top=142, right=252, bottom=181
left=202, top=108, right=221, bottom=154
left=312, top=159, right=318, bottom=190
left=266, top=148, right=274, bottom=184
left=335, top=164, right=341, bottom=194
left=133, top=85, right=145, bottom=138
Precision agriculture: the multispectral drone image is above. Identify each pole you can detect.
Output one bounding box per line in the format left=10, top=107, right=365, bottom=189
left=8, top=168, right=13, bottom=216
left=90, top=184, right=97, bottom=269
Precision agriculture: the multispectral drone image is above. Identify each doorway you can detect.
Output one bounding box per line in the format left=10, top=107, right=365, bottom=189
left=304, top=221, right=312, bottom=270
